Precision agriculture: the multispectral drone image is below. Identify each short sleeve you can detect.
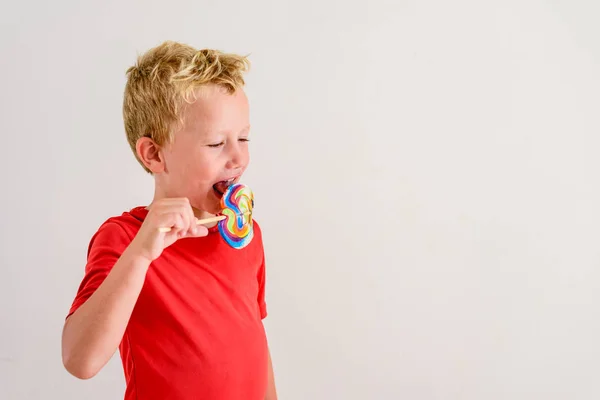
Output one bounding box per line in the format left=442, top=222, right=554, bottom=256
left=257, top=250, right=267, bottom=319
left=67, top=221, right=132, bottom=318
left=254, top=222, right=267, bottom=319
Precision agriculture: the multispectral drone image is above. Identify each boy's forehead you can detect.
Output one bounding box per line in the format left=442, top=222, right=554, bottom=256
left=180, top=86, right=249, bottom=135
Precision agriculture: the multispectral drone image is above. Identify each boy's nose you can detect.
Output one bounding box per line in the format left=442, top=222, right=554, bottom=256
left=225, top=143, right=244, bottom=169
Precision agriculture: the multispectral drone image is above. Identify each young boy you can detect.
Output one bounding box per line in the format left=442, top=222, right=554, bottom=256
left=61, top=41, right=277, bottom=400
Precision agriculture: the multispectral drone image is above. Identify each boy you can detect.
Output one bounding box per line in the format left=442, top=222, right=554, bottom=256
left=61, top=41, right=277, bottom=400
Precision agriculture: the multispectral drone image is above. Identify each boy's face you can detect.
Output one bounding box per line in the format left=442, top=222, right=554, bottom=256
left=156, top=85, right=251, bottom=215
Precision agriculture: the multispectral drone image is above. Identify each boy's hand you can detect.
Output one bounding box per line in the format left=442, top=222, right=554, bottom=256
left=129, top=198, right=209, bottom=262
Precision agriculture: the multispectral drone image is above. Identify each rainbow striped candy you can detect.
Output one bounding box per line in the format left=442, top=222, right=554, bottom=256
left=218, top=183, right=254, bottom=249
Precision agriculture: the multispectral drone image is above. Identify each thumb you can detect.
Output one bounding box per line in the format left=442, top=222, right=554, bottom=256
left=190, top=225, right=209, bottom=237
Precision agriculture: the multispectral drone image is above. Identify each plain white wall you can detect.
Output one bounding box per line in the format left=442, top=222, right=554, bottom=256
left=2, top=0, right=600, bottom=399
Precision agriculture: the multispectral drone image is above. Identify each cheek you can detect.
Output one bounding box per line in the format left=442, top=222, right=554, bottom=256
left=241, top=147, right=250, bottom=166
left=188, top=155, right=223, bottom=183
left=186, top=161, right=216, bottom=183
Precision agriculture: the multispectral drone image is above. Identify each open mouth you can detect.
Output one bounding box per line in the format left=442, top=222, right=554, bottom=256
left=212, top=177, right=238, bottom=197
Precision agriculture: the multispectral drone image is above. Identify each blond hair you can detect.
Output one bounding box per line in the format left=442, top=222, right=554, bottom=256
left=123, top=41, right=250, bottom=172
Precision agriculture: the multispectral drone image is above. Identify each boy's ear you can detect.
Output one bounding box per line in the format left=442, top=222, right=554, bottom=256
left=136, top=136, right=165, bottom=173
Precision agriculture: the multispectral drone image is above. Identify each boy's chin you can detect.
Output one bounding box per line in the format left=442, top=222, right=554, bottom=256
left=206, top=204, right=222, bottom=215
left=202, top=194, right=224, bottom=215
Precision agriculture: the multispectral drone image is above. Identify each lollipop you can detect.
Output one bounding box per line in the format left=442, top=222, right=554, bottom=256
left=217, top=183, right=254, bottom=249
left=157, top=183, right=254, bottom=250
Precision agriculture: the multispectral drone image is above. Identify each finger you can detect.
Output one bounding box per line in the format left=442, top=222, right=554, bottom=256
left=185, top=203, right=198, bottom=236
left=157, top=213, right=185, bottom=237
left=173, top=214, right=186, bottom=237
left=152, top=202, right=189, bottom=221
left=183, top=200, right=196, bottom=236
left=148, top=199, right=194, bottom=236
left=190, top=224, right=209, bottom=237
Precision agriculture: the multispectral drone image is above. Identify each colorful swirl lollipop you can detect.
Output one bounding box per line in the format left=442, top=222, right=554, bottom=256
left=157, top=183, right=255, bottom=249
left=218, top=183, right=254, bottom=249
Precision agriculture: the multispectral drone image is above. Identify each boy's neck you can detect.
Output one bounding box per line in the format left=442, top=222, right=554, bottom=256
left=192, top=207, right=218, bottom=228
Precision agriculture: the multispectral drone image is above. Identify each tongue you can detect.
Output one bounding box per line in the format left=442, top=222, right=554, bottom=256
left=213, top=181, right=231, bottom=195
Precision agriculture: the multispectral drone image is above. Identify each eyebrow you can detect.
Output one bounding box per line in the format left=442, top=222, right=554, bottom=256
left=205, top=125, right=250, bottom=141
left=239, top=124, right=251, bottom=134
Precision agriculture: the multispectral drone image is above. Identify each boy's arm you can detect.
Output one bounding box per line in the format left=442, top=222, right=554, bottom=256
left=62, top=198, right=208, bottom=379
left=61, top=247, right=151, bottom=379
left=265, top=347, right=277, bottom=400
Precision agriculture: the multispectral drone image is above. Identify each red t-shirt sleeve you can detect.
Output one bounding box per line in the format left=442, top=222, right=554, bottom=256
left=257, top=250, right=267, bottom=319
left=254, top=222, right=268, bottom=320
left=67, top=221, right=132, bottom=318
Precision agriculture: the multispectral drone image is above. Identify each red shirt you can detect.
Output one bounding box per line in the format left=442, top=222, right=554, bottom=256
left=67, top=206, right=269, bottom=400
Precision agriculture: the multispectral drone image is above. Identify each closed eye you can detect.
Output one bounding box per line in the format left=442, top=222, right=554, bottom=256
left=207, top=138, right=249, bottom=147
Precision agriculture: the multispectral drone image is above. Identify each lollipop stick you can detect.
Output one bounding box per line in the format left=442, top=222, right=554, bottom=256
left=157, top=211, right=251, bottom=233
left=158, top=215, right=225, bottom=233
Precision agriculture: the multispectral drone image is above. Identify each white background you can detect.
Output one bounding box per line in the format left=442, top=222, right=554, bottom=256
left=1, top=0, right=599, bottom=399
